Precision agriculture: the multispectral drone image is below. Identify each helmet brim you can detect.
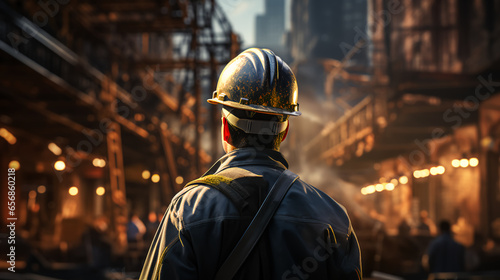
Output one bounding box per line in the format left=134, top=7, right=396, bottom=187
left=207, top=98, right=301, bottom=116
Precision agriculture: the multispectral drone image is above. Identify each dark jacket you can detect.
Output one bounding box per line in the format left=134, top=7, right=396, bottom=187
left=140, top=148, right=362, bottom=280
left=427, top=233, right=465, bottom=273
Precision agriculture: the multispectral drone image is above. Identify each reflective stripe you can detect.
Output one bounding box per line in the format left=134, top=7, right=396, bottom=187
left=222, top=108, right=288, bottom=135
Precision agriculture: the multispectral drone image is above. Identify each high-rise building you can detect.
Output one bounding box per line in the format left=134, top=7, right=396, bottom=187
left=290, top=0, right=368, bottom=63
left=254, top=0, right=286, bottom=57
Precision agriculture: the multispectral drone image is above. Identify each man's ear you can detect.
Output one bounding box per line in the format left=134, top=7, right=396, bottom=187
left=281, top=121, right=289, bottom=142
left=223, top=117, right=231, bottom=143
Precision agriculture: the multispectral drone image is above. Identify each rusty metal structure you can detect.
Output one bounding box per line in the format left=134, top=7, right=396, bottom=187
left=305, top=0, right=500, bottom=241
left=289, top=1, right=500, bottom=277
left=0, top=0, right=239, bottom=258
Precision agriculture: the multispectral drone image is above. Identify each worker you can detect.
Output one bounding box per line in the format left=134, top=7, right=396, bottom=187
left=424, top=220, right=465, bottom=274
left=139, top=48, right=362, bottom=280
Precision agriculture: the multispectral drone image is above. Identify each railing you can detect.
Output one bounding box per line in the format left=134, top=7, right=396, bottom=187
left=304, top=95, right=380, bottom=163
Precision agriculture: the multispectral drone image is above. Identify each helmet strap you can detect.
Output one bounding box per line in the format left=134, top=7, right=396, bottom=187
left=222, top=108, right=288, bottom=136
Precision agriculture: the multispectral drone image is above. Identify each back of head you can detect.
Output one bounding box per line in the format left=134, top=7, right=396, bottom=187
left=439, top=220, right=451, bottom=233
left=223, top=106, right=288, bottom=150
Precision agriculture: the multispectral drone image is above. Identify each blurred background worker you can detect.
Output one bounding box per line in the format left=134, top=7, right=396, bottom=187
left=424, top=220, right=465, bottom=274
left=139, top=48, right=362, bottom=279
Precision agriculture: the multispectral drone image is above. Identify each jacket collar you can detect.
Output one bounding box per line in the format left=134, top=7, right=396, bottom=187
left=203, top=148, right=288, bottom=176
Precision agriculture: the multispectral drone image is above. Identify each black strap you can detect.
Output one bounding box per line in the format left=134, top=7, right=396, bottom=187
left=214, top=169, right=299, bottom=280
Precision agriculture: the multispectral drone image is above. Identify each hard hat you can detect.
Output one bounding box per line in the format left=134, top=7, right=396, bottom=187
left=208, top=48, right=301, bottom=117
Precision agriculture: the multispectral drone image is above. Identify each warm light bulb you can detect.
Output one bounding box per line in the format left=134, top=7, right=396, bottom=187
left=460, top=159, right=469, bottom=168
left=8, top=160, right=20, bottom=170
left=151, top=174, right=160, bottom=183
left=436, top=166, right=445, bottom=174
left=96, top=186, right=105, bottom=196
left=451, top=159, right=460, bottom=168
left=142, top=170, right=151, bottom=180
left=430, top=167, right=437, bottom=176
left=69, top=186, right=79, bottom=196
left=54, top=161, right=66, bottom=171
left=385, top=183, right=395, bottom=191
left=421, top=169, right=430, bottom=177
left=92, top=158, right=106, bottom=168
left=37, top=185, right=46, bottom=194
left=365, top=185, right=375, bottom=194
left=469, top=158, right=479, bottom=167
left=29, top=190, right=37, bottom=199
left=399, top=176, right=408, bottom=184
left=48, top=143, right=62, bottom=155
left=175, top=176, right=184, bottom=185
left=0, top=128, right=17, bottom=145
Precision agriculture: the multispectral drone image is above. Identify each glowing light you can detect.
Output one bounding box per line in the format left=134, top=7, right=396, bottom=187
left=361, top=188, right=368, bottom=195
left=29, top=190, right=37, bottom=198
left=436, top=166, right=445, bottom=174
left=8, top=160, right=20, bottom=170
left=451, top=159, right=460, bottom=168
left=48, top=143, right=62, bottom=156
left=375, top=184, right=384, bottom=192
left=175, top=176, right=184, bottom=185
left=0, top=128, right=16, bottom=145
left=134, top=113, right=145, bottom=122
left=469, top=158, right=479, bottom=167
left=430, top=167, right=438, bottom=176
left=365, top=185, right=375, bottom=194
left=390, top=178, right=398, bottom=186
left=92, top=158, right=106, bottom=168
left=399, top=176, right=408, bottom=184
left=69, top=186, right=79, bottom=196
left=421, top=169, right=430, bottom=177
left=460, top=159, right=469, bottom=168
left=96, top=186, right=105, bottom=196
left=54, top=161, right=66, bottom=171
left=151, top=174, right=160, bottom=183
left=37, top=185, right=46, bottom=194
left=414, top=169, right=430, bottom=178
left=385, top=183, right=395, bottom=191
left=142, top=170, right=151, bottom=180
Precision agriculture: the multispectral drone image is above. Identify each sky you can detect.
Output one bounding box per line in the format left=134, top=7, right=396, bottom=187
left=218, top=0, right=290, bottom=48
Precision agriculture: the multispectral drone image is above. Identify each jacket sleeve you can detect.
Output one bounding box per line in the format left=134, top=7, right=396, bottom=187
left=157, top=234, right=198, bottom=280
left=327, top=221, right=363, bottom=279
left=139, top=193, right=199, bottom=280
left=139, top=185, right=237, bottom=280
left=342, top=229, right=363, bottom=279
left=139, top=227, right=198, bottom=280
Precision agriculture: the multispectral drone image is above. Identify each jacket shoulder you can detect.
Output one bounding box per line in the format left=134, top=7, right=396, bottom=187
left=278, top=178, right=352, bottom=234
left=168, top=184, right=238, bottom=230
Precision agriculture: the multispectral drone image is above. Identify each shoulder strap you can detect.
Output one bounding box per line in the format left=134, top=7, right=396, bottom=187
left=184, top=174, right=267, bottom=216
left=214, top=169, right=299, bottom=280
